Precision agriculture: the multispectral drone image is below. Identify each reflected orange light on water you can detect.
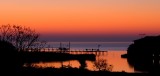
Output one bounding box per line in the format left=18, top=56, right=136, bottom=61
left=105, top=51, right=134, bottom=72
left=32, top=60, right=80, bottom=68
left=31, top=51, right=134, bottom=72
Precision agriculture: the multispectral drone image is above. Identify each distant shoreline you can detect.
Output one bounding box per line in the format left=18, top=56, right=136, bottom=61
left=42, top=42, right=132, bottom=51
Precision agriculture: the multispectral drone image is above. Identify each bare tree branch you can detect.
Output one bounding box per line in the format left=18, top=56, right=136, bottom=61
left=0, top=24, right=46, bottom=51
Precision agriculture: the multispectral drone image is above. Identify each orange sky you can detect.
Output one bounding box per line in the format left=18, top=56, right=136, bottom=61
left=0, top=0, right=160, bottom=41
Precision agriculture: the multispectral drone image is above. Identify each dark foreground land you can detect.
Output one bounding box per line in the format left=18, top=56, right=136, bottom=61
left=17, top=67, right=154, bottom=76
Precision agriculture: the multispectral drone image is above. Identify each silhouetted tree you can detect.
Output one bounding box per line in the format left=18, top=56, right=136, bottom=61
left=0, top=24, right=45, bottom=51
left=93, top=59, right=113, bottom=71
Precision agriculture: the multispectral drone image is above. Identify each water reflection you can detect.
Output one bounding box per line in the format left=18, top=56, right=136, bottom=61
left=30, top=51, right=135, bottom=72
left=29, top=60, right=80, bottom=68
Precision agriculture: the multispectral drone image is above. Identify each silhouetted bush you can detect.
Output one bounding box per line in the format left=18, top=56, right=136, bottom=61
left=0, top=40, right=18, bottom=75
left=93, top=59, right=113, bottom=71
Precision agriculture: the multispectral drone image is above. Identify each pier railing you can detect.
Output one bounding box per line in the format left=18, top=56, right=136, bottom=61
left=27, top=48, right=107, bottom=55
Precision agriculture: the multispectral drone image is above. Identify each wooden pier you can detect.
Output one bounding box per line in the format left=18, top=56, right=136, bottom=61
left=29, top=48, right=108, bottom=56
left=65, top=51, right=107, bottom=55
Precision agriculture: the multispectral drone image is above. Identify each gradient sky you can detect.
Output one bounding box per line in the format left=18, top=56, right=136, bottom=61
left=0, top=0, right=160, bottom=41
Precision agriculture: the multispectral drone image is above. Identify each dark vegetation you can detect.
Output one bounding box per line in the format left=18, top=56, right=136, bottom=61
left=93, top=59, right=113, bottom=71
left=0, top=40, right=18, bottom=75
left=0, top=24, right=46, bottom=51
left=122, top=36, right=160, bottom=73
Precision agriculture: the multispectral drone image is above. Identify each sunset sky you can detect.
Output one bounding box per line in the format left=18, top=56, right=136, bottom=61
left=0, top=0, right=160, bottom=41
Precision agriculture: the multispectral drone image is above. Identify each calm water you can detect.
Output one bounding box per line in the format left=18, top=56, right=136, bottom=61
left=29, top=51, right=138, bottom=73
left=28, top=42, right=138, bottom=72
left=45, top=42, right=133, bottom=51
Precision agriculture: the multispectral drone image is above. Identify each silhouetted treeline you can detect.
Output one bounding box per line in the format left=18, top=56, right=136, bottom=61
left=123, top=36, right=160, bottom=73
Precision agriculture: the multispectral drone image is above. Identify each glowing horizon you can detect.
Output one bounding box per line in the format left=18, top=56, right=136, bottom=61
left=0, top=0, right=160, bottom=41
